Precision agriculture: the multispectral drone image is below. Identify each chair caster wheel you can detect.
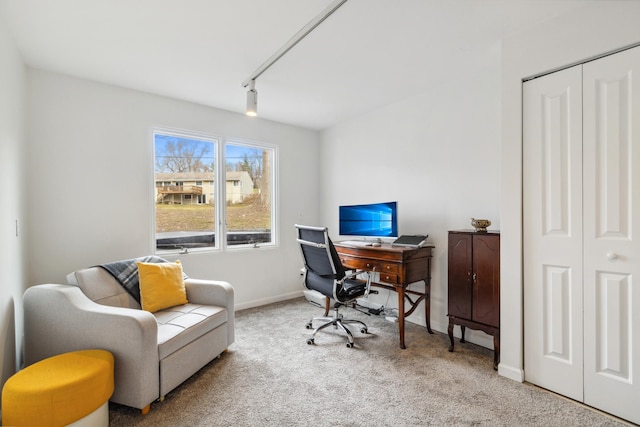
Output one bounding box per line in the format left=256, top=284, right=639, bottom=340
left=346, top=342, right=354, bottom=348
left=305, top=323, right=312, bottom=329
left=360, top=328, right=368, bottom=334
left=306, top=338, right=314, bottom=345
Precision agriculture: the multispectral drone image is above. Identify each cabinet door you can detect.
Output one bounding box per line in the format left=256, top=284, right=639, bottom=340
left=472, top=234, right=500, bottom=327
left=448, top=233, right=472, bottom=319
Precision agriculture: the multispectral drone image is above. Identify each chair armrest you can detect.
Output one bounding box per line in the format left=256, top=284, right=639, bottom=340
left=23, top=284, right=160, bottom=409
left=343, top=269, right=368, bottom=281
left=184, top=278, right=235, bottom=345
left=341, top=270, right=373, bottom=297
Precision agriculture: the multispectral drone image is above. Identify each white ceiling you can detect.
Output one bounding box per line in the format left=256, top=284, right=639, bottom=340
left=1, top=0, right=597, bottom=130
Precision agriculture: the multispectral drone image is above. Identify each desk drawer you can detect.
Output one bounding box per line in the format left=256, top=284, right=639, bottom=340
left=379, top=273, right=399, bottom=284
left=340, top=256, right=379, bottom=271
left=379, top=263, right=399, bottom=274
left=340, top=257, right=400, bottom=284
left=379, top=263, right=399, bottom=284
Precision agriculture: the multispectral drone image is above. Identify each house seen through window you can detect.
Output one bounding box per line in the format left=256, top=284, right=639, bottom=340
left=154, top=130, right=275, bottom=251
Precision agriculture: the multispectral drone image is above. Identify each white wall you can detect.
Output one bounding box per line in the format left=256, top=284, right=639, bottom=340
left=25, top=69, right=320, bottom=310
left=500, top=2, right=640, bottom=381
left=0, top=16, right=26, bottom=386
left=320, top=43, right=502, bottom=348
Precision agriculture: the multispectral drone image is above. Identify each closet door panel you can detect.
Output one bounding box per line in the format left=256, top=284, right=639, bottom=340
left=523, top=65, right=584, bottom=401
left=583, top=45, right=640, bottom=425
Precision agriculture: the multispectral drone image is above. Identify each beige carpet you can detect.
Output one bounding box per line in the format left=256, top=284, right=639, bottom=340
left=109, top=298, right=629, bottom=426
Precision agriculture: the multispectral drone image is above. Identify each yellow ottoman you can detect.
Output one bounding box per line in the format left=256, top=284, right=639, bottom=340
left=2, top=349, right=114, bottom=427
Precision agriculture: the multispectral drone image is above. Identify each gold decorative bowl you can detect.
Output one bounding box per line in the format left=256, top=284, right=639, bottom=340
left=471, top=218, right=491, bottom=232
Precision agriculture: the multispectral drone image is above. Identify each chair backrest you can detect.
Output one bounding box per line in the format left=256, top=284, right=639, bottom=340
left=296, top=224, right=347, bottom=300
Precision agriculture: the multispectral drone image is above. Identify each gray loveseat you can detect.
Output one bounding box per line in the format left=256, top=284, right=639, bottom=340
left=23, top=260, right=234, bottom=413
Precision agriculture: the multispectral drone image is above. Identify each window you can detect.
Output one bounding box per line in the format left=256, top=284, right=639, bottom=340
left=224, top=141, right=275, bottom=247
left=153, top=129, right=276, bottom=252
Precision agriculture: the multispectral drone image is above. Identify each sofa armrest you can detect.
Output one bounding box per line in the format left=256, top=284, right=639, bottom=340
left=184, top=278, right=234, bottom=345
left=23, top=284, right=160, bottom=410
left=184, top=279, right=233, bottom=306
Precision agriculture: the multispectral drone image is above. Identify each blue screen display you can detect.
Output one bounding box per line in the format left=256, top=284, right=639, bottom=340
left=339, top=201, right=398, bottom=237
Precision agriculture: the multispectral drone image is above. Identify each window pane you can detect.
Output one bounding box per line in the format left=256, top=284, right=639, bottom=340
left=225, top=142, right=274, bottom=246
left=154, top=132, right=217, bottom=251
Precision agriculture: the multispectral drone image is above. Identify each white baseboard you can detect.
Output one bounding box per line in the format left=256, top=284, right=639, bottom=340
left=498, top=364, right=524, bottom=382
left=234, top=291, right=303, bottom=311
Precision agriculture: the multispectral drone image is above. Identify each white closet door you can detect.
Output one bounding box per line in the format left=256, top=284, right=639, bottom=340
left=523, top=65, right=584, bottom=401
left=582, top=46, right=640, bottom=425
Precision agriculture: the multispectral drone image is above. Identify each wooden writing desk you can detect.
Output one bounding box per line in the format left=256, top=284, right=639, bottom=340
left=333, top=242, right=435, bottom=349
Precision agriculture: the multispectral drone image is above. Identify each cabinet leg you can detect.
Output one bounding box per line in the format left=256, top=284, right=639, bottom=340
left=448, top=322, right=454, bottom=352
left=493, top=332, right=500, bottom=371
left=460, top=325, right=466, bottom=343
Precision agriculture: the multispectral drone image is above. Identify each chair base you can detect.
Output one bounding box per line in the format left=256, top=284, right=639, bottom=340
left=305, top=307, right=368, bottom=348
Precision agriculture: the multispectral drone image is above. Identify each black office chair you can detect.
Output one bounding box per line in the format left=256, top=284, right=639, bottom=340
left=295, top=224, right=372, bottom=348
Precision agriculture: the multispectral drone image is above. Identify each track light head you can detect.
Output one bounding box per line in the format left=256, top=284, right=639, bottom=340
left=241, top=1, right=348, bottom=118
left=246, top=80, right=257, bottom=117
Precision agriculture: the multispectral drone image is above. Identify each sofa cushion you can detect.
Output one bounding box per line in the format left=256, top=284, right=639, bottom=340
left=66, top=267, right=140, bottom=309
left=137, top=261, right=188, bottom=312
left=154, top=303, right=227, bottom=359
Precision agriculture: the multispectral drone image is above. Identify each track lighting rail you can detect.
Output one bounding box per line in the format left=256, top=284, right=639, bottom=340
left=241, top=0, right=348, bottom=88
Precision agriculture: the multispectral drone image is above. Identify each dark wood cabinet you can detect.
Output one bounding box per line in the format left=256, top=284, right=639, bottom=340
left=447, top=230, right=500, bottom=369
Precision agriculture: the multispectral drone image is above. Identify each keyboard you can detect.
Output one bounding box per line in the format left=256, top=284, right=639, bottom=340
left=338, top=240, right=376, bottom=247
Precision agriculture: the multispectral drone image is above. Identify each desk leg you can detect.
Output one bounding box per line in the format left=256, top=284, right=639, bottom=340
left=398, top=287, right=406, bottom=349
left=425, top=282, right=433, bottom=334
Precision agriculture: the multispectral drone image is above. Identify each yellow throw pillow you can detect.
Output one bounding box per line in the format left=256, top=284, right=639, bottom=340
left=137, top=260, right=188, bottom=312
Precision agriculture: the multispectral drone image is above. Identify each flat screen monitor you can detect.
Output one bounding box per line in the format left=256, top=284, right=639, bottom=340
left=339, top=201, right=398, bottom=238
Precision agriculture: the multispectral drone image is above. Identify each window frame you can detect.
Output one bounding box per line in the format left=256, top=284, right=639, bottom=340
left=151, top=127, right=278, bottom=254
left=222, top=138, right=278, bottom=251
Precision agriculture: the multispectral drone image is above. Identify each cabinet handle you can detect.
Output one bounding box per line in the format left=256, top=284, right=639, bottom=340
left=607, top=251, right=618, bottom=262
left=472, top=273, right=477, bottom=282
